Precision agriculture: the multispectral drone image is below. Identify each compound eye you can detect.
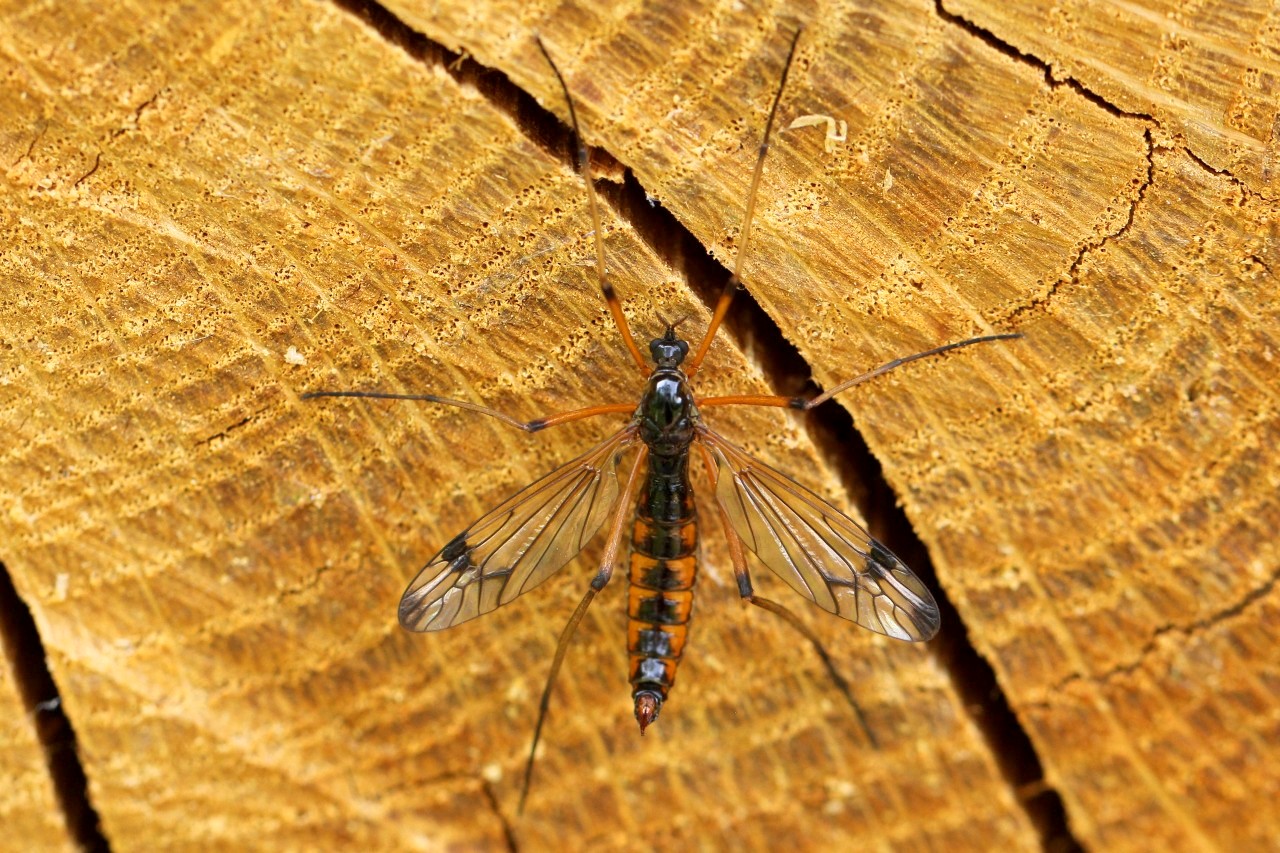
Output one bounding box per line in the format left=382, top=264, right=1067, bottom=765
left=649, top=338, right=687, bottom=366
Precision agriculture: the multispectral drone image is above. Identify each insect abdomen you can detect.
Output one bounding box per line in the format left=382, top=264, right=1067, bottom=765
left=628, top=452, right=697, bottom=732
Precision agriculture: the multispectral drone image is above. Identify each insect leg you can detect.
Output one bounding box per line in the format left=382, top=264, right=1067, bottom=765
left=686, top=28, right=804, bottom=377
left=741, top=594, right=879, bottom=750
left=535, top=36, right=649, bottom=377
left=519, top=446, right=648, bottom=813
left=696, top=442, right=878, bottom=748
left=697, top=332, right=1024, bottom=411
left=302, top=390, right=634, bottom=433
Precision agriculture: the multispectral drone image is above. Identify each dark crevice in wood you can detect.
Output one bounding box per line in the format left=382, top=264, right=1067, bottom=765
left=1001, top=128, right=1157, bottom=327
left=332, top=1, right=1083, bottom=847
left=72, top=151, right=102, bottom=188
left=331, top=0, right=581, bottom=178
left=0, top=562, right=109, bottom=851
left=934, top=5, right=1278, bottom=208
left=799, top=415, right=1085, bottom=853
left=934, top=0, right=1155, bottom=126
left=607, top=175, right=1083, bottom=850
left=1050, top=560, right=1280, bottom=694
left=1185, top=145, right=1276, bottom=204
left=332, top=0, right=455, bottom=65
left=601, top=176, right=1082, bottom=853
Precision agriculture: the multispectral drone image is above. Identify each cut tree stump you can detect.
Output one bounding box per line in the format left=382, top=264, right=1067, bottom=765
left=1, top=0, right=1276, bottom=850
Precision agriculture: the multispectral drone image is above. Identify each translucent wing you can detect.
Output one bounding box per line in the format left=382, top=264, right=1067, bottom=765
left=700, top=427, right=940, bottom=641
left=400, top=427, right=637, bottom=631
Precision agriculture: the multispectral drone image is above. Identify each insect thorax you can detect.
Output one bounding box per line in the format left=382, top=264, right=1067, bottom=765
left=636, top=367, right=698, bottom=457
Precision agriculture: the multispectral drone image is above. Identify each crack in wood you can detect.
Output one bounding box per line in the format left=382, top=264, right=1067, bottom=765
left=194, top=407, right=265, bottom=448
left=0, top=561, right=109, bottom=851
left=108, top=88, right=166, bottom=141
left=935, top=0, right=1280, bottom=211
left=1046, top=561, right=1280, bottom=693
left=326, top=2, right=1089, bottom=847
left=935, top=0, right=1156, bottom=125
left=72, top=151, right=102, bottom=188
left=1002, top=128, right=1159, bottom=326
left=11, top=124, right=46, bottom=168
left=1184, top=145, right=1278, bottom=205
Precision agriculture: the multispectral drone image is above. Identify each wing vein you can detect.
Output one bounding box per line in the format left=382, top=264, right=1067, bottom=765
left=399, top=426, right=636, bottom=631
left=699, top=426, right=939, bottom=641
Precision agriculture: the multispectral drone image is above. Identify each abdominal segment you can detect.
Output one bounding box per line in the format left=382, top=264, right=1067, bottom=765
left=627, top=459, right=697, bottom=732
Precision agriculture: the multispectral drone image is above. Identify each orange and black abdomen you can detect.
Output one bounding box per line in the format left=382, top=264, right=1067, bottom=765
left=628, top=451, right=697, bottom=731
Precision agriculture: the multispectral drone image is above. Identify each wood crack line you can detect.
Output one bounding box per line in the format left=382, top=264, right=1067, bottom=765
left=935, top=0, right=1154, bottom=124
left=1184, top=144, right=1274, bottom=205
left=66, top=87, right=165, bottom=189
left=935, top=0, right=1272, bottom=204
left=1044, top=561, right=1280, bottom=694
left=1002, top=128, right=1158, bottom=325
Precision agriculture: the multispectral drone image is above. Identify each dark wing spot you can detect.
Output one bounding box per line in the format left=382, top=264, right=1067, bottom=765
left=440, top=533, right=468, bottom=563
left=867, top=540, right=900, bottom=576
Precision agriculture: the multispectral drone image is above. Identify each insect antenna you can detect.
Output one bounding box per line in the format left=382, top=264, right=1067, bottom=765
left=535, top=35, right=650, bottom=376
left=299, top=389, right=634, bottom=432
left=655, top=311, right=693, bottom=332
left=686, top=27, right=804, bottom=377
left=697, top=332, right=1024, bottom=411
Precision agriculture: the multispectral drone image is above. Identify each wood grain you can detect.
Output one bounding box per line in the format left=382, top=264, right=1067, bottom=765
left=946, top=0, right=1280, bottom=194
left=391, top=0, right=1280, bottom=848
left=0, top=655, right=72, bottom=850
left=0, top=0, right=1032, bottom=849
left=1, top=0, right=1275, bottom=850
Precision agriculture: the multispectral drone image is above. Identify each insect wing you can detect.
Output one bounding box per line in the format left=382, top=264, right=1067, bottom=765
left=400, top=427, right=637, bottom=631
left=700, top=428, right=940, bottom=641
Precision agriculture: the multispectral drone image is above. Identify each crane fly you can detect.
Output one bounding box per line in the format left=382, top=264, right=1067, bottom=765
left=304, top=28, right=1020, bottom=809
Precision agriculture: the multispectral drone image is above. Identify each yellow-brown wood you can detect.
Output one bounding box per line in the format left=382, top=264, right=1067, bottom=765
left=947, top=0, right=1280, bottom=194
left=394, top=0, right=1280, bottom=848
left=0, top=661, right=72, bottom=850
left=1, top=0, right=1275, bottom=850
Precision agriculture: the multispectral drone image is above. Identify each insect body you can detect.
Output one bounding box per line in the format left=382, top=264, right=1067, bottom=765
left=628, top=330, right=699, bottom=731
left=304, top=28, right=1019, bottom=807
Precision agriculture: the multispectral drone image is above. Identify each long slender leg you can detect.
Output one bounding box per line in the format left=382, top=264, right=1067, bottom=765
left=519, top=446, right=648, bottom=813
left=535, top=36, right=649, bottom=376
left=696, top=443, right=878, bottom=748
left=697, top=332, right=1023, bottom=410
left=744, top=594, right=879, bottom=749
left=302, top=390, right=634, bottom=433
left=686, top=28, right=804, bottom=378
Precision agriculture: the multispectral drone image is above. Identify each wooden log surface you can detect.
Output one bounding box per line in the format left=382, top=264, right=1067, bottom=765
left=0, top=640, right=72, bottom=851
left=1, top=0, right=1275, bottom=850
